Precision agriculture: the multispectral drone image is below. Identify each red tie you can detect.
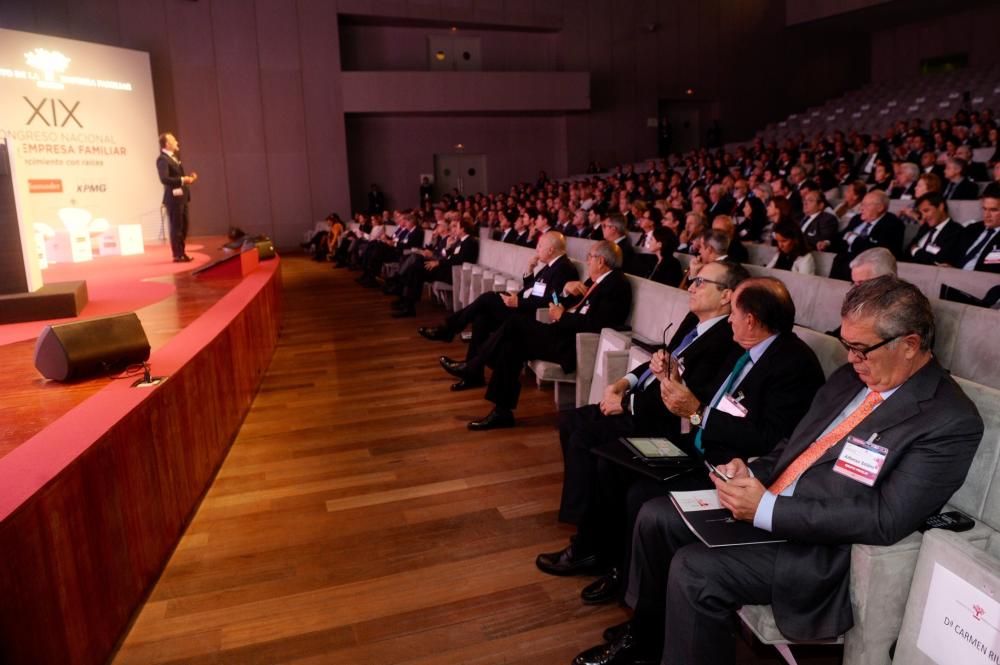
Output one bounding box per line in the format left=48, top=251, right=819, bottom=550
left=568, top=281, right=598, bottom=313
left=768, top=392, right=883, bottom=495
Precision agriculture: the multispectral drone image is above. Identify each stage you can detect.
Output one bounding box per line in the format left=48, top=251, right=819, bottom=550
left=0, top=237, right=282, bottom=665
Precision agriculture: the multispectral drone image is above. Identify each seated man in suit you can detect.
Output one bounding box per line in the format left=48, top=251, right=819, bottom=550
left=942, top=157, right=981, bottom=201
left=356, top=210, right=424, bottom=286
left=679, top=230, right=729, bottom=290
left=830, top=190, right=903, bottom=280
left=710, top=215, right=748, bottom=263
left=943, top=185, right=1000, bottom=273
left=540, top=260, right=748, bottom=573
left=417, top=231, right=578, bottom=389
left=574, top=275, right=983, bottom=665
left=888, top=162, right=919, bottom=200
left=601, top=213, right=639, bottom=275
left=799, top=189, right=840, bottom=251
left=547, top=276, right=826, bottom=607
left=903, top=192, right=964, bottom=265
left=493, top=211, right=517, bottom=243
left=443, top=241, right=632, bottom=430
left=392, top=218, right=478, bottom=317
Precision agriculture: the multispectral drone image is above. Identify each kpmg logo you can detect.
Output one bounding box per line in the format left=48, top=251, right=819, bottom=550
left=76, top=183, right=107, bottom=193
left=24, top=48, right=71, bottom=90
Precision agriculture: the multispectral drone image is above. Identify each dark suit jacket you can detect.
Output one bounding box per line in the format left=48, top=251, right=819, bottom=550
left=904, top=219, right=964, bottom=265
left=888, top=182, right=916, bottom=200
left=695, top=331, right=825, bottom=465
left=395, top=226, right=424, bottom=252
left=613, top=236, right=641, bottom=276
left=550, top=269, right=632, bottom=370
left=943, top=177, right=980, bottom=201
left=646, top=255, right=683, bottom=287
left=624, top=314, right=737, bottom=437
left=495, top=228, right=517, bottom=243
left=945, top=221, right=1000, bottom=272
left=839, top=212, right=904, bottom=258
left=156, top=152, right=189, bottom=206
left=726, top=239, right=749, bottom=264
left=800, top=212, right=840, bottom=250
left=517, top=254, right=579, bottom=315
left=749, top=361, right=983, bottom=640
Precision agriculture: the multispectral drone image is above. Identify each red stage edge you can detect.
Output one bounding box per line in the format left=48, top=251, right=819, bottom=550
left=0, top=257, right=282, bottom=665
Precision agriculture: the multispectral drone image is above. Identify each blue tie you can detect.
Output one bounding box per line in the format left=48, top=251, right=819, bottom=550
left=694, top=351, right=752, bottom=453
left=674, top=327, right=699, bottom=355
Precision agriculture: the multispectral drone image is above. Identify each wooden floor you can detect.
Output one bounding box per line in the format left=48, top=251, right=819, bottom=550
left=112, top=255, right=842, bottom=665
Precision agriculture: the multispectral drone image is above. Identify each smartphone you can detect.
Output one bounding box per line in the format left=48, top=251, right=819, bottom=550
left=551, top=292, right=559, bottom=305
left=704, top=461, right=731, bottom=483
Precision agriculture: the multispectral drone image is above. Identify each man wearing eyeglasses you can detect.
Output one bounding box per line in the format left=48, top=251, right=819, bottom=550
left=445, top=241, right=632, bottom=431
left=536, top=261, right=748, bottom=589
left=574, top=276, right=983, bottom=665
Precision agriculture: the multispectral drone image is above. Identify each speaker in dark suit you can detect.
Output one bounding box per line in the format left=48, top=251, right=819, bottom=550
left=156, top=133, right=197, bottom=262
left=34, top=313, right=150, bottom=381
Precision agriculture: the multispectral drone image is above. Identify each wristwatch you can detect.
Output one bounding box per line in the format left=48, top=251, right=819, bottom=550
left=689, top=403, right=703, bottom=427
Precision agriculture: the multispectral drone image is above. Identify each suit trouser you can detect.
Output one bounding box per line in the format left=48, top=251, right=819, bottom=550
left=445, top=291, right=516, bottom=363
left=480, top=316, right=568, bottom=411
left=625, top=496, right=777, bottom=665
left=166, top=200, right=189, bottom=259
left=557, top=405, right=633, bottom=525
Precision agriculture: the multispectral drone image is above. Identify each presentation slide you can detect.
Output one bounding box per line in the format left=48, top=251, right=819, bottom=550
left=0, top=28, right=162, bottom=245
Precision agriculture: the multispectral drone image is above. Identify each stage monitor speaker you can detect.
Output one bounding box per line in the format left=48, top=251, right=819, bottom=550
left=255, top=238, right=275, bottom=260
left=34, top=312, right=151, bottom=381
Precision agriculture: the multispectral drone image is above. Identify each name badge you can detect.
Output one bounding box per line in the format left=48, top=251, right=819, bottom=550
left=900, top=193, right=913, bottom=200
left=925, top=244, right=941, bottom=255
left=172, top=187, right=184, bottom=197
left=579, top=304, right=590, bottom=314
left=833, top=435, right=888, bottom=486
left=530, top=281, right=547, bottom=297
left=985, top=249, right=1000, bottom=265
left=716, top=393, right=748, bottom=418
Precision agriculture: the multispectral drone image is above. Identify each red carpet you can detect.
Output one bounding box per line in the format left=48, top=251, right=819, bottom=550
left=0, top=241, right=212, bottom=347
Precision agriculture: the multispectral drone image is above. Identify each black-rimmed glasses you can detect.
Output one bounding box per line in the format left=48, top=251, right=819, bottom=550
left=690, top=276, right=727, bottom=289
left=837, top=335, right=900, bottom=361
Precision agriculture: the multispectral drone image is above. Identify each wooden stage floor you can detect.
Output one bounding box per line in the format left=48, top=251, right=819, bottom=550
left=111, top=255, right=842, bottom=665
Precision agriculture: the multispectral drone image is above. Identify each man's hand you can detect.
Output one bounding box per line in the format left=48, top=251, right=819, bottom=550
left=500, top=292, right=519, bottom=308
left=658, top=363, right=699, bottom=416
left=599, top=383, right=625, bottom=416
left=563, top=281, right=587, bottom=297
left=548, top=302, right=565, bottom=322
left=688, top=257, right=703, bottom=277
left=649, top=350, right=668, bottom=379
left=716, top=458, right=751, bottom=480
left=815, top=240, right=831, bottom=252
left=425, top=260, right=439, bottom=270
left=712, top=473, right=766, bottom=522
left=421, top=249, right=433, bottom=258
left=527, top=255, right=540, bottom=272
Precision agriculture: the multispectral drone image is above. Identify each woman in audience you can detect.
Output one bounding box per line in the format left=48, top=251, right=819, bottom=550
left=645, top=226, right=683, bottom=286
left=739, top=196, right=768, bottom=242
left=766, top=220, right=816, bottom=274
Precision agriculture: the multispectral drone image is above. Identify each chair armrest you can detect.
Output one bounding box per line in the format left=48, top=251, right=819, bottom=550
left=604, top=350, right=630, bottom=387
left=574, top=333, right=601, bottom=406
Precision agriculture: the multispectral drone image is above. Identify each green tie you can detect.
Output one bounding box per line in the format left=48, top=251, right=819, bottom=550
left=694, top=351, right=751, bottom=453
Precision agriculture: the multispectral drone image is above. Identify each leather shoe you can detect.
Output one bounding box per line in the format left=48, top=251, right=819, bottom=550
left=391, top=307, right=415, bottom=318
left=173, top=255, right=193, bottom=263
left=467, top=408, right=514, bottom=431
left=602, top=620, right=631, bottom=644
left=439, top=356, right=467, bottom=378
left=419, top=326, right=453, bottom=342
left=535, top=543, right=601, bottom=577
left=581, top=568, right=621, bottom=605
left=450, top=377, right=485, bottom=391
left=573, top=625, right=657, bottom=665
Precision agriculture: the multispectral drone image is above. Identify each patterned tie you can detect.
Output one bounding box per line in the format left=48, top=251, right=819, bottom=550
left=768, top=391, right=883, bottom=495
left=694, top=351, right=752, bottom=453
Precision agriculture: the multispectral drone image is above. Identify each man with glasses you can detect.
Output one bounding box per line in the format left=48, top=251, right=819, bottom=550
left=444, top=241, right=632, bottom=430
left=536, top=261, right=748, bottom=587
left=600, top=213, right=639, bottom=276
left=574, top=276, right=983, bottom=665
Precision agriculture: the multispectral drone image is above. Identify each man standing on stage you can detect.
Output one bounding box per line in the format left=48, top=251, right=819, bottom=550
left=157, top=132, right=198, bottom=262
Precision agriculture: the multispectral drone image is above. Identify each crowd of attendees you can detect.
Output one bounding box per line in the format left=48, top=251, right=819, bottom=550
left=297, top=104, right=998, bottom=665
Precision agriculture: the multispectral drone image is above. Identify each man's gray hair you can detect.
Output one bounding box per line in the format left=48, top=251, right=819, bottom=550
left=604, top=213, right=627, bottom=237
left=840, top=275, right=935, bottom=351
left=900, top=162, right=919, bottom=181
left=849, top=247, right=897, bottom=277
left=591, top=239, right=623, bottom=269
left=703, top=230, right=730, bottom=255
left=866, top=188, right=890, bottom=210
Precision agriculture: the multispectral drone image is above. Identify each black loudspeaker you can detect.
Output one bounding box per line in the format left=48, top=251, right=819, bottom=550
left=255, top=238, right=276, bottom=260
left=34, top=312, right=151, bottom=381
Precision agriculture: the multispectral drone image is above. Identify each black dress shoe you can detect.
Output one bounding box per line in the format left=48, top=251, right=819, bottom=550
left=391, top=307, right=416, bottom=318
left=602, top=620, right=631, bottom=644
left=450, top=377, right=485, bottom=391
left=581, top=568, right=621, bottom=605
left=535, top=543, right=601, bottom=577
left=439, top=356, right=468, bottom=378
left=573, top=626, right=657, bottom=665
left=467, top=408, right=514, bottom=431
left=419, top=326, right=453, bottom=342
